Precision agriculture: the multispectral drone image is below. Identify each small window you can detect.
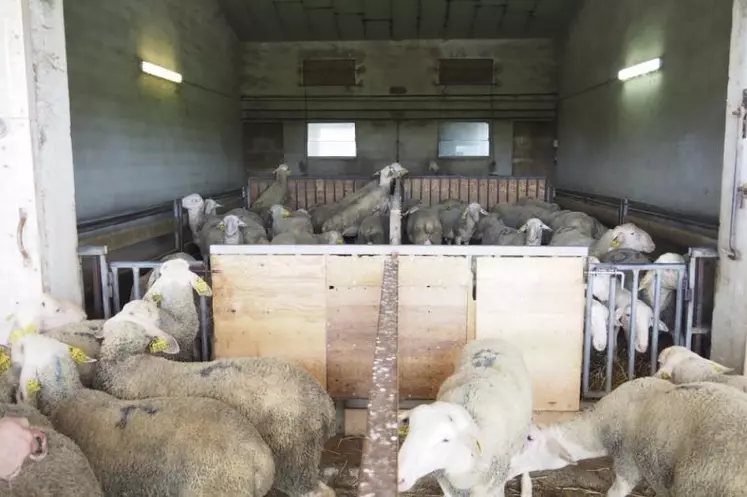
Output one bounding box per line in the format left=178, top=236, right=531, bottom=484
left=307, top=122, right=357, bottom=157
left=438, top=122, right=490, bottom=158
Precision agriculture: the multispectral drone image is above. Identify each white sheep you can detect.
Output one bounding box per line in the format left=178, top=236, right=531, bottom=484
left=548, top=226, right=597, bottom=247
left=639, top=252, right=685, bottom=312
left=217, top=214, right=247, bottom=245
left=454, top=203, right=490, bottom=245
left=92, top=299, right=337, bottom=497
left=404, top=205, right=442, bottom=245
left=11, top=333, right=275, bottom=496
left=508, top=377, right=747, bottom=496
left=613, top=287, right=668, bottom=353
left=398, top=338, right=533, bottom=497
left=142, top=258, right=212, bottom=361
left=654, top=346, right=747, bottom=391
left=181, top=193, right=219, bottom=244
left=590, top=222, right=655, bottom=258
left=249, top=163, right=291, bottom=217
left=203, top=198, right=222, bottom=216
left=269, top=205, right=315, bottom=238
left=589, top=298, right=622, bottom=352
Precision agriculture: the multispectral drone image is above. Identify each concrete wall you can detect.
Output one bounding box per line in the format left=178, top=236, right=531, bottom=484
left=64, top=0, right=243, bottom=221
left=556, top=0, right=732, bottom=219
left=240, top=39, right=557, bottom=177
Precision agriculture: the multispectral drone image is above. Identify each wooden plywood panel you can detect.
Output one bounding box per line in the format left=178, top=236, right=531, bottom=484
left=211, top=255, right=328, bottom=387
left=475, top=256, right=585, bottom=411
left=326, top=256, right=386, bottom=398
left=399, top=256, right=470, bottom=399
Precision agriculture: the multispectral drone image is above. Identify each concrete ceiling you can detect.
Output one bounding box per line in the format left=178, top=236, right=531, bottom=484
left=219, top=0, right=582, bottom=42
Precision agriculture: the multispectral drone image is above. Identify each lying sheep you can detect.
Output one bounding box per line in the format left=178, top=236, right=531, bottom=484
left=271, top=230, right=344, bottom=245
left=655, top=346, right=747, bottom=391
left=542, top=210, right=597, bottom=236
left=142, top=258, right=212, bottom=361
left=269, top=205, right=314, bottom=238
left=509, top=377, right=747, bottom=496
left=491, top=199, right=558, bottom=229
left=0, top=404, right=103, bottom=495
left=613, top=287, right=668, bottom=353
left=398, top=338, right=533, bottom=496
left=482, top=217, right=550, bottom=246
left=92, top=299, right=337, bottom=497
left=591, top=222, right=655, bottom=258
left=12, top=334, right=275, bottom=497
left=404, top=205, right=442, bottom=245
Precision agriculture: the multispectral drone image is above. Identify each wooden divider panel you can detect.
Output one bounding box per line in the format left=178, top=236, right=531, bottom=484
left=398, top=256, right=471, bottom=399
left=475, top=256, right=585, bottom=411
left=211, top=254, right=328, bottom=387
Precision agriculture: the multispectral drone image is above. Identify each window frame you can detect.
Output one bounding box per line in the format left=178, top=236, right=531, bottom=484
left=306, top=121, right=358, bottom=159
left=437, top=121, right=492, bottom=159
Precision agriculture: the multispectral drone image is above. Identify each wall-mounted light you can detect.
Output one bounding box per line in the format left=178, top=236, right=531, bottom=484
left=618, top=58, right=662, bottom=81
left=140, top=61, right=183, bottom=83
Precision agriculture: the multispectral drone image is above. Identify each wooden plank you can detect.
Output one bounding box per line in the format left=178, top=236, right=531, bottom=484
left=475, top=256, right=585, bottom=411
left=211, top=255, right=328, bottom=387
left=398, top=256, right=470, bottom=399
left=326, top=256, right=385, bottom=398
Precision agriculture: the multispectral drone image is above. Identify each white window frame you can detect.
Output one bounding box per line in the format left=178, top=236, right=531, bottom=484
left=437, top=121, right=491, bottom=159
left=306, top=122, right=357, bottom=158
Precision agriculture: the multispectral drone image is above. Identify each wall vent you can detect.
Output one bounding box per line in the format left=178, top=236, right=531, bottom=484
left=302, top=59, right=356, bottom=86
left=438, top=58, right=494, bottom=86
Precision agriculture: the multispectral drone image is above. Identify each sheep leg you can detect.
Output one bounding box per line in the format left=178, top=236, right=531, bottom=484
left=299, top=481, right=336, bottom=497
left=606, top=461, right=640, bottom=497
left=520, top=473, right=532, bottom=497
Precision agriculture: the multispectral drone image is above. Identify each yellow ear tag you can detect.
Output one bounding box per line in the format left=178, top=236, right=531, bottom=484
left=0, top=350, right=11, bottom=374
left=26, top=379, right=41, bottom=394
left=610, top=239, right=621, bottom=248
left=193, top=278, right=210, bottom=296
left=461, top=210, right=468, bottom=220
left=282, top=211, right=291, bottom=218
left=150, top=294, right=163, bottom=307
left=148, top=338, right=170, bottom=353
left=68, top=346, right=90, bottom=364
left=475, top=439, right=482, bottom=454
left=10, top=324, right=38, bottom=344
left=217, top=224, right=226, bottom=232
left=398, top=425, right=409, bottom=437
left=336, top=239, right=344, bottom=245
left=712, top=365, right=723, bottom=373
left=659, top=371, right=671, bottom=380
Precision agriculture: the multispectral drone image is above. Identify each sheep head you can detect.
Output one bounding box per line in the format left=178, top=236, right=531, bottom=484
left=219, top=215, right=247, bottom=238
left=428, top=160, right=440, bottom=173
left=203, top=199, right=222, bottom=215
left=102, top=300, right=180, bottom=356
left=614, top=302, right=667, bottom=353
left=181, top=193, right=204, bottom=211
left=609, top=223, right=655, bottom=253
left=269, top=204, right=292, bottom=223
left=397, top=401, right=482, bottom=492
left=321, top=231, right=345, bottom=245
left=455, top=203, right=489, bottom=245
left=518, top=218, right=552, bottom=246
left=273, top=163, right=291, bottom=176
left=508, top=426, right=577, bottom=480
left=11, top=334, right=95, bottom=405
left=654, top=345, right=733, bottom=381
left=373, top=162, right=409, bottom=185
left=145, top=259, right=212, bottom=299
left=590, top=299, right=620, bottom=352
left=38, top=293, right=87, bottom=332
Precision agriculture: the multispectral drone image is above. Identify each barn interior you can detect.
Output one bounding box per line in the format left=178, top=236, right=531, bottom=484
left=2, top=0, right=745, bottom=495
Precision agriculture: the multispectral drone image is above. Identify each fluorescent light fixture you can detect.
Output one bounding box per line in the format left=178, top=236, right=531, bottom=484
left=618, top=58, right=662, bottom=81
left=141, top=61, right=183, bottom=83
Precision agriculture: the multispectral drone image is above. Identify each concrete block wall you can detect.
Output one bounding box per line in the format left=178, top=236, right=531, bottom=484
left=64, top=0, right=243, bottom=221
left=240, top=39, right=558, bottom=178
left=556, top=0, right=733, bottom=219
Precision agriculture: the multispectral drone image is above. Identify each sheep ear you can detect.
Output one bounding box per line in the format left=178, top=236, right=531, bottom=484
left=148, top=335, right=180, bottom=355
left=479, top=208, right=489, bottom=216
left=460, top=210, right=468, bottom=220
left=188, top=274, right=213, bottom=297
left=372, top=170, right=382, bottom=177
left=704, top=359, right=733, bottom=374
left=518, top=224, right=528, bottom=233
left=238, top=220, right=248, bottom=228
left=403, top=206, right=419, bottom=216
left=68, top=345, right=97, bottom=364
left=547, top=436, right=577, bottom=465
left=653, top=368, right=671, bottom=380
left=652, top=319, right=669, bottom=332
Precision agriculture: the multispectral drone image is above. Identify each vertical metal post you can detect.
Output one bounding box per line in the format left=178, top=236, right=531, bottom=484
left=685, top=251, right=697, bottom=350
left=628, top=270, right=639, bottom=379
left=618, top=198, right=629, bottom=225
left=132, top=268, right=141, bottom=300
left=650, top=270, right=662, bottom=375
left=673, top=269, right=685, bottom=347
left=605, top=276, right=618, bottom=394
left=111, top=268, right=121, bottom=314
left=582, top=266, right=595, bottom=398
left=91, top=255, right=103, bottom=319
left=173, top=200, right=184, bottom=252
left=99, top=254, right=111, bottom=319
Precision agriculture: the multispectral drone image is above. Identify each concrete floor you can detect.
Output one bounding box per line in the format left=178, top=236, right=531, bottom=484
left=318, top=436, right=655, bottom=497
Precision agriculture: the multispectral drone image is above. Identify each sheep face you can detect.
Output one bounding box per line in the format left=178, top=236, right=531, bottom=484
left=321, top=231, right=345, bottom=245
left=203, top=199, right=222, bottom=215
left=219, top=215, right=247, bottom=238
left=101, top=300, right=180, bottom=356
left=274, top=163, right=291, bottom=175
left=518, top=218, right=552, bottom=246
left=455, top=203, right=489, bottom=245
left=508, top=426, right=577, bottom=478
left=38, top=293, right=87, bottom=331
left=610, top=223, right=655, bottom=253
left=150, top=259, right=213, bottom=298
left=181, top=193, right=204, bottom=211
left=654, top=346, right=732, bottom=381
left=614, top=302, right=668, bottom=354
left=397, top=402, right=481, bottom=492
left=590, top=300, right=619, bottom=352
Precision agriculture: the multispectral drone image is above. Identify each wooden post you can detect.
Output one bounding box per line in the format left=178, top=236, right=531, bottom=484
left=358, top=254, right=400, bottom=496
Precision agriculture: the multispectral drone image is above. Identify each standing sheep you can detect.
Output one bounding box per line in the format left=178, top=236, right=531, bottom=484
left=404, top=205, right=443, bottom=245
left=453, top=203, right=489, bottom=245
left=398, top=338, right=533, bottom=497
left=93, top=299, right=337, bottom=497
left=129, top=252, right=197, bottom=301
left=181, top=193, right=220, bottom=244
left=509, top=377, right=747, bottom=496
left=142, top=258, right=212, bottom=362
left=250, top=163, right=292, bottom=217
left=356, top=196, right=390, bottom=244
left=12, top=334, right=275, bottom=497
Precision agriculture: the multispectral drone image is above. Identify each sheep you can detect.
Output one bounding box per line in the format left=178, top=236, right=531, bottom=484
left=453, top=203, right=489, bottom=245
left=654, top=346, right=747, bottom=391
left=481, top=217, right=549, bottom=246
left=590, top=222, right=655, bottom=258
left=542, top=210, right=597, bottom=235
left=92, top=299, right=337, bottom=497
left=491, top=203, right=554, bottom=229
left=356, top=196, right=390, bottom=244
left=321, top=164, right=407, bottom=236
left=613, top=287, right=668, bottom=353
left=0, top=403, right=103, bottom=495
left=142, top=258, right=212, bottom=362
left=203, top=198, right=222, bottom=216
left=250, top=163, right=291, bottom=217
left=271, top=230, right=345, bottom=245
left=436, top=200, right=468, bottom=244
left=639, top=252, right=685, bottom=322
left=518, top=218, right=552, bottom=246
left=548, top=226, right=597, bottom=247
left=515, top=197, right=560, bottom=211
left=129, top=252, right=197, bottom=301
left=224, top=206, right=266, bottom=228
left=12, top=333, right=275, bottom=497
left=586, top=256, right=615, bottom=302
left=269, top=205, right=315, bottom=238
left=508, top=377, right=747, bottom=496
left=404, top=205, right=442, bottom=245
left=218, top=214, right=248, bottom=245
left=397, top=338, right=533, bottom=497
left=589, top=298, right=622, bottom=352
left=181, top=193, right=220, bottom=243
